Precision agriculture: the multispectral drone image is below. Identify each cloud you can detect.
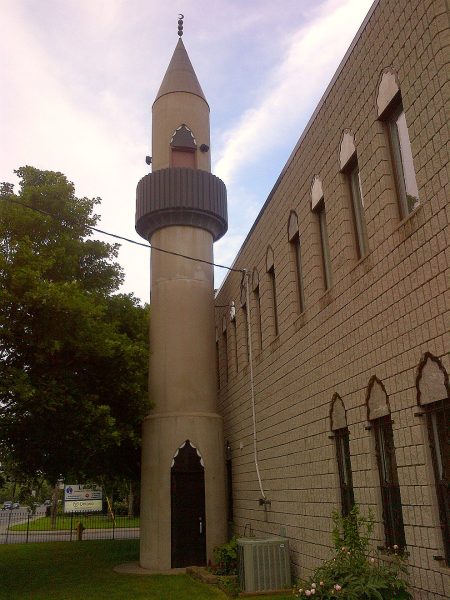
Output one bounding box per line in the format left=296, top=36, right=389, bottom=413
left=214, top=0, right=373, bottom=185
left=1, top=0, right=374, bottom=301
left=1, top=1, right=150, bottom=300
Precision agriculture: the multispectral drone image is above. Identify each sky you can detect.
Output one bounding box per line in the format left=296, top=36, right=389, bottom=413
left=1, top=0, right=375, bottom=304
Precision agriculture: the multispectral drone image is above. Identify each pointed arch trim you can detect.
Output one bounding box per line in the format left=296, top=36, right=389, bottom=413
left=366, top=376, right=390, bottom=421
left=171, top=440, right=204, bottom=468
left=330, top=393, right=347, bottom=431
left=416, top=352, right=449, bottom=407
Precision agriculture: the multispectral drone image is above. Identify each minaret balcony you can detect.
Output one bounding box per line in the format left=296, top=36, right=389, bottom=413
left=135, top=167, right=228, bottom=242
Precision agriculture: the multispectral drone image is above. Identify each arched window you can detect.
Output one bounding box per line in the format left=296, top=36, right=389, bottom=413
left=330, top=393, right=354, bottom=516
left=377, top=69, right=419, bottom=218
left=366, top=376, right=406, bottom=550
left=339, top=130, right=368, bottom=259
left=221, top=315, right=228, bottom=384
left=215, top=327, right=220, bottom=391
left=240, top=282, right=249, bottom=364
left=170, top=124, right=197, bottom=169
left=266, top=246, right=278, bottom=337
left=230, top=302, right=238, bottom=372
left=311, top=176, right=331, bottom=290
left=252, top=268, right=263, bottom=352
left=416, top=353, right=450, bottom=565
left=288, top=211, right=305, bottom=313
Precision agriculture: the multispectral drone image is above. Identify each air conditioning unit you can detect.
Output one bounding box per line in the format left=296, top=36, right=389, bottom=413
left=237, top=536, right=291, bottom=593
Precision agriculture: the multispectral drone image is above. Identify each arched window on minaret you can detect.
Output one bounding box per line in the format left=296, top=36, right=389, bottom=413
left=170, top=124, right=197, bottom=168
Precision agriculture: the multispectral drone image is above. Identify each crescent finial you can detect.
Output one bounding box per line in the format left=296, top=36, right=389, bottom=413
left=178, top=14, right=184, bottom=37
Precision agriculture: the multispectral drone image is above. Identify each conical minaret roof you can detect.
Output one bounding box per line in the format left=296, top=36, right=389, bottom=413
left=154, top=38, right=208, bottom=106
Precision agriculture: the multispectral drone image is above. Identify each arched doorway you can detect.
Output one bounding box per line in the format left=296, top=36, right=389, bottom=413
left=170, top=124, right=197, bottom=169
left=171, top=440, right=206, bottom=567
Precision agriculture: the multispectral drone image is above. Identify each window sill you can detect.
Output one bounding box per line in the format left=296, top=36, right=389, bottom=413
left=398, top=202, right=421, bottom=226
left=319, top=287, right=334, bottom=309
left=269, top=335, right=280, bottom=352
left=431, top=556, right=450, bottom=571
left=294, top=311, right=307, bottom=330
left=395, top=203, right=423, bottom=239
left=353, top=249, right=372, bottom=269
left=377, top=547, right=409, bottom=560
left=349, top=251, right=373, bottom=282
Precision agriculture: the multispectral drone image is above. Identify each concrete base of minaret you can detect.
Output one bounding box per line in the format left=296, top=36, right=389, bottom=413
left=139, top=412, right=227, bottom=570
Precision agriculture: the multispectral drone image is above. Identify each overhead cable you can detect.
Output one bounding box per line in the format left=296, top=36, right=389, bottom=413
left=2, top=196, right=243, bottom=273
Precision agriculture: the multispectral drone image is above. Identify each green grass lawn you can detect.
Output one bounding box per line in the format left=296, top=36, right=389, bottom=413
left=10, top=515, right=140, bottom=531
left=0, top=540, right=292, bottom=600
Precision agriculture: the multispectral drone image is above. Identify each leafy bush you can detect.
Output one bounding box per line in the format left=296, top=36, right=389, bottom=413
left=212, top=537, right=238, bottom=576
left=294, top=506, right=412, bottom=599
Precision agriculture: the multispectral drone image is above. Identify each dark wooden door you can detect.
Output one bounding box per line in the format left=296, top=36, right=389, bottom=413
left=171, top=441, right=206, bottom=567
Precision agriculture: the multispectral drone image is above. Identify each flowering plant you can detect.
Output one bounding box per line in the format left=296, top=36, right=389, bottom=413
left=293, top=506, right=412, bottom=599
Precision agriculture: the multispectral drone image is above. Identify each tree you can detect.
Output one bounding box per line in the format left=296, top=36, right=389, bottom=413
left=0, top=167, right=149, bottom=491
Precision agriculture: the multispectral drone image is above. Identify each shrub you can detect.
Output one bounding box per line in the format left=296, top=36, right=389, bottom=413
left=212, top=537, right=238, bottom=576
left=294, top=506, right=412, bottom=599
left=113, top=501, right=129, bottom=516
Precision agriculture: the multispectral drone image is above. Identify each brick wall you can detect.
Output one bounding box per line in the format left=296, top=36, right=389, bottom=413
left=214, top=0, right=450, bottom=597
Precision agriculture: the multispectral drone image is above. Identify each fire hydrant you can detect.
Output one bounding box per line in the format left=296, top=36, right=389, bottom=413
left=75, top=521, right=85, bottom=541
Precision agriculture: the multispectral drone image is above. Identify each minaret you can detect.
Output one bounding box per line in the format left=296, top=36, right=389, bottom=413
left=135, top=18, right=228, bottom=570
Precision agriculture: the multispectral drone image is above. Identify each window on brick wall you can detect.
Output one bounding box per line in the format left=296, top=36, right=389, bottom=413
left=311, top=176, right=332, bottom=290
left=240, top=283, right=250, bottom=365
left=215, top=329, right=220, bottom=391
left=252, top=268, right=263, bottom=353
left=417, top=353, right=450, bottom=566
left=266, top=246, right=279, bottom=337
left=386, top=101, right=420, bottom=218
left=288, top=211, right=305, bottom=314
left=348, top=160, right=367, bottom=258
left=372, top=415, right=406, bottom=550
left=230, top=309, right=238, bottom=372
left=339, top=131, right=368, bottom=259
left=225, top=441, right=234, bottom=536
left=335, top=427, right=355, bottom=517
left=330, top=394, right=355, bottom=517
left=377, top=70, right=419, bottom=219
left=222, top=317, right=228, bottom=385
left=367, top=376, right=406, bottom=550
left=425, top=398, right=450, bottom=565
left=316, top=199, right=332, bottom=290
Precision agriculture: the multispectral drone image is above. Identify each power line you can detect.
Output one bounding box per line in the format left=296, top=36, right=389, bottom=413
left=2, top=196, right=244, bottom=274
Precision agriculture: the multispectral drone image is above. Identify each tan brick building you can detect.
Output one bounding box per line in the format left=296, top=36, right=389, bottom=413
left=214, top=0, right=450, bottom=597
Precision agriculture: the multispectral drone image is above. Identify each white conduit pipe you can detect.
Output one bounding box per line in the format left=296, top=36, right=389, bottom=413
left=243, top=269, right=269, bottom=505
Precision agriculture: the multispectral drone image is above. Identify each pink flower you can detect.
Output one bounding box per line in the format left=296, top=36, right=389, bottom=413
left=305, top=591, right=311, bottom=597
left=311, top=583, right=316, bottom=588
left=370, top=557, right=375, bottom=563
left=319, top=581, right=324, bottom=586
left=334, top=584, right=342, bottom=591
left=393, top=544, right=398, bottom=551
left=310, top=589, right=316, bottom=595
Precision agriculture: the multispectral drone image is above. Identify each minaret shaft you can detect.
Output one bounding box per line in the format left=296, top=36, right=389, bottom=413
left=149, top=226, right=216, bottom=414
left=136, top=34, right=228, bottom=570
